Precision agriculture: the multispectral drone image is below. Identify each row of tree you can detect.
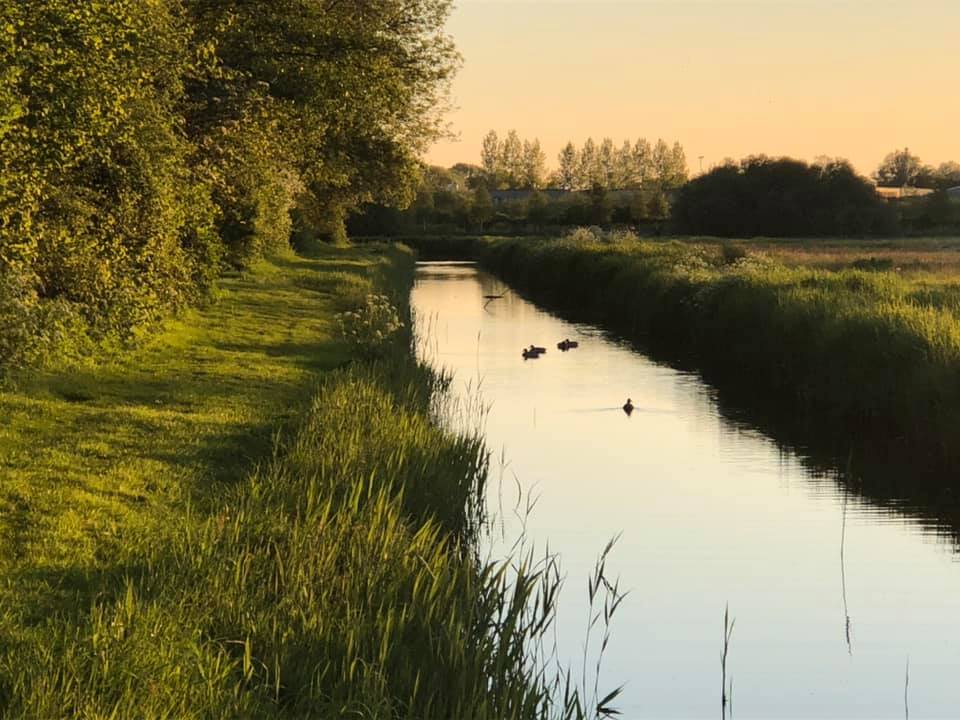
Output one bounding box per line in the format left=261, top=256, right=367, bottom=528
left=479, top=131, right=688, bottom=192
left=350, top=170, right=678, bottom=236
left=352, top=145, right=960, bottom=238
left=874, top=148, right=960, bottom=189
left=554, top=137, right=687, bottom=192
left=0, top=0, right=458, bottom=367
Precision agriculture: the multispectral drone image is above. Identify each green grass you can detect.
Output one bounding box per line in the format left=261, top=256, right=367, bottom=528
left=0, top=242, right=615, bottom=718
left=479, top=232, right=960, bottom=477
left=0, top=245, right=391, bottom=583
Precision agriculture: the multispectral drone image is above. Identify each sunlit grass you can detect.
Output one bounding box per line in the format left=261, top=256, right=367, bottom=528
left=480, top=233, right=960, bottom=473
left=0, top=241, right=620, bottom=718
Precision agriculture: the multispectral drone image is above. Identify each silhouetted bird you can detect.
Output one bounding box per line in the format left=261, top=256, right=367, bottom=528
left=622, top=398, right=634, bottom=415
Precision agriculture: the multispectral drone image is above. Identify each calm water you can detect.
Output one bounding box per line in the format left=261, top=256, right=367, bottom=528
left=412, top=262, right=960, bottom=720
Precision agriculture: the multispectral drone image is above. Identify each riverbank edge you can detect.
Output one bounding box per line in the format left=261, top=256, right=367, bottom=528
left=473, top=237, right=960, bottom=482
left=0, top=244, right=564, bottom=718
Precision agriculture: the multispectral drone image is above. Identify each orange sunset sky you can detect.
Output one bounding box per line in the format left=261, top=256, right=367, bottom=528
left=425, top=0, right=960, bottom=176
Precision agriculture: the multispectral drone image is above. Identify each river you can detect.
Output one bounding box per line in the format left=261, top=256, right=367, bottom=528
left=411, top=262, right=960, bottom=719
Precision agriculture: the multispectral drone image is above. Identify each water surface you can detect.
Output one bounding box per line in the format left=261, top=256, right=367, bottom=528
left=412, top=262, right=960, bottom=719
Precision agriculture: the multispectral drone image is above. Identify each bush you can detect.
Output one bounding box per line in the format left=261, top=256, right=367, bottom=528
left=673, top=157, right=899, bottom=237
left=336, top=293, right=405, bottom=359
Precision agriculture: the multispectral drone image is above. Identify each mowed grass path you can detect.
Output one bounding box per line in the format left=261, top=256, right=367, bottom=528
left=0, top=245, right=392, bottom=627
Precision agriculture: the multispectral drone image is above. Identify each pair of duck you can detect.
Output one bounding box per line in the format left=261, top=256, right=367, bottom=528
left=522, top=339, right=580, bottom=359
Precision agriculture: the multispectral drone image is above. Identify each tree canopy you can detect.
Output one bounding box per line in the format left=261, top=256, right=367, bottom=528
left=0, top=0, right=459, bottom=368
left=875, top=148, right=960, bottom=190
left=673, top=156, right=898, bottom=238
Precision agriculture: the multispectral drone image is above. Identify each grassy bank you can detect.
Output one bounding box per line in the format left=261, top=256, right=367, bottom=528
left=356, top=235, right=493, bottom=261
left=478, top=233, right=960, bottom=478
left=0, top=244, right=582, bottom=718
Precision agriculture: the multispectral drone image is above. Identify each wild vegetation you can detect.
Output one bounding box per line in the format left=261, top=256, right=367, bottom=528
left=672, top=157, right=899, bottom=237
left=0, top=0, right=458, bottom=371
left=478, top=230, right=960, bottom=475
left=873, top=148, right=960, bottom=190
left=1, top=2, right=633, bottom=713
left=350, top=132, right=688, bottom=235
left=0, top=240, right=623, bottom=718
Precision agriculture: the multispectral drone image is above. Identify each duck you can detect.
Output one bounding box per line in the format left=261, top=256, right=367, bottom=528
left=557, top=339, right=579, bottom=351
left=522, top=347, right=542, bottom=359
left=622, top=398, right=634, bottom=415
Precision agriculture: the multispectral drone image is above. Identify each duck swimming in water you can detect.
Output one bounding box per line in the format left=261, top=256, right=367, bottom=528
left=557, top=339, right=579, bottom=351
left=622, top=398, right=634, bottom=415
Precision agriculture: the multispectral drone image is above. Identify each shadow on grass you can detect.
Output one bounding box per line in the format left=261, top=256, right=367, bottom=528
left=0, top=246, right=370, bottom=630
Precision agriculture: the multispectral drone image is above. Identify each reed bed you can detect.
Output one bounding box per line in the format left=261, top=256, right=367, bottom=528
left=479, top=232, right=960, bottom=474
left=0, top=243, right=617, bottom=718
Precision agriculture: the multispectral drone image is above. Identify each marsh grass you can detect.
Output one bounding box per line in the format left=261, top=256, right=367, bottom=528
left=1, top=241, right=622, bottom=718
left=480, top=233, right=960, bottom=473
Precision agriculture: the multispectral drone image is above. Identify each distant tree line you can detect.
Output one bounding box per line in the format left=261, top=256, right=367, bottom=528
left=349, top=165, right=683, bottom=236
left=552, top=137, right=687, bottom=193
left=874, top=148, right=960, bottom=190
left=477, top=130, right=688, bottom=194
left=479, top=131, right=548, bottom=190
left=672, top=157, right=899, bottom=237
left=0, top=0, right=457, bottom=368
left=351, top=132, right=688, bottom=235
left=352, top=137, right=960, bottom=240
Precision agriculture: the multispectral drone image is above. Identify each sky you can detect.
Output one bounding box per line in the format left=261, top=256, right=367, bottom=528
left=425, top=0, right=960, bottom=176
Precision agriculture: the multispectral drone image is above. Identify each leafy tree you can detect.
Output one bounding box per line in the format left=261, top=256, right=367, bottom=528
left=186, top=0, right=460, bottom=241
left=2, top=0, right=220, bottom=347
left=614, top=140, right=634, bottom=189
left=631, top=139, right=653, bottom=189
left=875, top=148, right=923, bottom=187
left=556, top=143, right=579, bottom=191
left=588, top=183, right=612, bottom=224
left=481, top=130, right=501, bottom=179
left=520, top=140, right=547, bottom=189
left=579, top=138, right=600, bottom=189
left=500, top=130, right=524, bottom=188
left=526, top=190, right=550, bottom=231
left=598, top=138, right=617, bottom=189
left=1, top=0, right=462, bottom=367
left=668, top=142, right=689, bottom=187
left=673, top=156, right=898, bottom=237
left=469, top=184, right=494, bottom=232
left=413, top=189, right=436, bottom=231
left=935, top=162, right=960, bottom=189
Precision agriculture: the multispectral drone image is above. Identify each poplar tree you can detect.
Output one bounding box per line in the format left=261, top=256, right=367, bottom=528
left=500, top=130, right=524, bottom=188
left=521, top=140, right=547, bottom=189
left=557, top=142, right=579, bottom=191
left=481, top=130, right=501, bottom=179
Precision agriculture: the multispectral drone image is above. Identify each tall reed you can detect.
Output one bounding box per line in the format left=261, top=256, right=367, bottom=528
left=479, top=233, right=960, bottom=476
left=0, top=246, right=621, bottom=719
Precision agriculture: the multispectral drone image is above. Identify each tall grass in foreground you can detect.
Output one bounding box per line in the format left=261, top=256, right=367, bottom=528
left=479, top=232, right=960, bottom=475
left=0, top=356, right=620, bottom=719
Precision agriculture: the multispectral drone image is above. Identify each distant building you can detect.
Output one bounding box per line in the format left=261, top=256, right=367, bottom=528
left=875, top=186, right=936, bottom=201
left=489, top=189, right=569, bottom=206
left=489, top=188, right=679, bottom=206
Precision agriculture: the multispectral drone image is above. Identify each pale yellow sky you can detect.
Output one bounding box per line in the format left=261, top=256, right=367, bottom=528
left=426, top=0, right=960, bottom=176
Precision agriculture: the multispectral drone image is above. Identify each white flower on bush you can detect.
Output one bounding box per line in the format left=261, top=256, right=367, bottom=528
left=335, top=293, right=404, bottom=358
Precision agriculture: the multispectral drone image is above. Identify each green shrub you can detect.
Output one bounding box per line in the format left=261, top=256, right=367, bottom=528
left=336, top=294, right=405, bottom=359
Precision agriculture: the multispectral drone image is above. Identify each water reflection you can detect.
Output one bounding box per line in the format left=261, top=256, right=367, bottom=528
left=412, top=262, right=960, bottom=719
